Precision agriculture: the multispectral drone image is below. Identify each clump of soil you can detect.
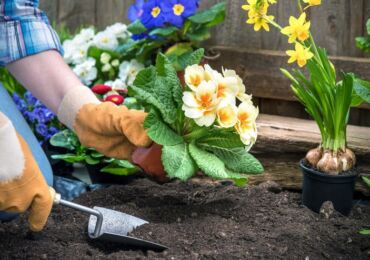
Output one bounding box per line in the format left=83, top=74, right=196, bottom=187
left=0, top=178, right=369, bottom=259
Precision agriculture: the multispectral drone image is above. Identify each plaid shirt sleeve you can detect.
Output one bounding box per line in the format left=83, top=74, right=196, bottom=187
left=0, top=0, right=64, bottom=66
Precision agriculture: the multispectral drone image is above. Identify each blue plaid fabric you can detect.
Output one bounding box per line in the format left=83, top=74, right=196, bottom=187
left=0, top=0, right=63, bottom=66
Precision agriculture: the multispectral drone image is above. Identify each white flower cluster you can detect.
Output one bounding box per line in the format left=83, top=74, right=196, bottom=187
left=103, top=59, right=145, bottom=95
left=62, top=23, right=134, bottom=86
left=182, top=64, right=259, bottom=149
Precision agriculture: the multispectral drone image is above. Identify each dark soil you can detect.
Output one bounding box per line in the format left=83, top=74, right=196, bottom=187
left=0, top=178, right=369, bottom=259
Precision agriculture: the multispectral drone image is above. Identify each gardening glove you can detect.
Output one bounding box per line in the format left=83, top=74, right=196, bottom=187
left=0, top=112, right=53, bottom=232
left=132, top=143, right=168, bottom=183
left=57, top=86, right=152, bottom=160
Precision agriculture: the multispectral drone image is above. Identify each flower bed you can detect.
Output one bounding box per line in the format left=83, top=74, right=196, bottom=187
left=0, top=169, right=369, bottom=259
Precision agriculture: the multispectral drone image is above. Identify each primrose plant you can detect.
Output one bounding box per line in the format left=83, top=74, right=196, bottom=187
left=130, top=49, right=263, bottom=185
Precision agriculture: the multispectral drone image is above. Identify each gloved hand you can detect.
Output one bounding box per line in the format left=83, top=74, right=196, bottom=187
left=57, top=86, right=152, bottom=160
left=0, top=114, right=53, bottom=231
left=132, top=143, right=168, bottom=183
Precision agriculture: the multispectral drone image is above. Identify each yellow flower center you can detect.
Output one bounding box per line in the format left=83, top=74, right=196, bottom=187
left=173, top=4, right=185, bottom=16
left=199, top=93, right=213, bottom=109
left=238, top=111, right=250, bottom=122
left=190, top=74, right=202, bottom=87
left=217, top=83, right=227, bottom=98
left=102, top=37, right=109, bottom=44
left=151, top=7, right=161, bottom=18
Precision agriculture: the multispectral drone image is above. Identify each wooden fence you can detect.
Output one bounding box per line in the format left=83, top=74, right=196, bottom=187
left=40, top=0, right=370, bottom=126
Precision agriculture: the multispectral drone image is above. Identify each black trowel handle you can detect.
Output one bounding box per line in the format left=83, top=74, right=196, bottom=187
left=53, top=193, right=104, bottom=238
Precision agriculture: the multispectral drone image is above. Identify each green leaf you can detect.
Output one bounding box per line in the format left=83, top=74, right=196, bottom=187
left=51, top=154, right=86, bottom=163
left=188, top=2, right=226, bottom=25
left=114, top=159, right=137, bottom=169
left=362, top=176, right=370, bottom=187
left=162, top=143, right=196, bottom=181
left=128, top=20, right=147, bottom=34
left=354, top=78, right=370, bottom=104
left=131, top=53, right=182, bottom=124
left=367, top=19, right=370, bottom=35
left=179, top=48, right=204, bottom=68
left=189, top=142, right=229, bottom=179
left=149, top=26, right=178, bottom=36
left=101, top=163, right=138, bottom=176
left=225, top=170, right=248, bottom=187
left=50, top=129, right=79, bottom=150
left=196, top=130, right=263, bottom=174
left=144, top=109, right=183, bottom=146
left=359, top=229, right=370, bottom=235
left=197, top=130, right=244, bottom=148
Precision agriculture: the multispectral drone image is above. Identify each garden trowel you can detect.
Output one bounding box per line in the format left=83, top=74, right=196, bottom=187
left=53, top=192, right=167, bottom=251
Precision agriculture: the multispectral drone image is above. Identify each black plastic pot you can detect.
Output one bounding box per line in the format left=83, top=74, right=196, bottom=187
left=86, top=164, right=139, bottom=185
left=300, top=160, right=359, bottom=216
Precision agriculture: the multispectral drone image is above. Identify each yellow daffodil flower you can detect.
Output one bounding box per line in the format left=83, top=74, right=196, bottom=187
left=281, top=13, right=311, bottom=43
left=303, top=0, right=321, bottom=7
left=247, top=14, right=274, bottom=32
left=286, top=43, right=314, bottom=67
left=217, top=104, right=238, bottom=128
left=182, top=81, right=220, bottom=127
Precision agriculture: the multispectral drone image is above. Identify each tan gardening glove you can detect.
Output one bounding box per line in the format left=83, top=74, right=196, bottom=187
left=0, top=113, right=53, bottom=232
left=57, top=86, right=152, bottom=160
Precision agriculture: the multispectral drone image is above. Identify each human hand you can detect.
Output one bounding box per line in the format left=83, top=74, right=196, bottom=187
left=0, top=135, right=53, bottom=232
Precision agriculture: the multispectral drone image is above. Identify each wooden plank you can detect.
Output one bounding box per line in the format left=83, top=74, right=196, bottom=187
left=57, top=0, right=96, bottom=32
left=200, top=0, right=263, bottom=48
left=253, top=114, right=370, bottom=157
left=39, top=0, right=59, bottom=23
left=208, top=46, right=370, bottom=111
left=249, top=152, right=370, bottom=196
left=309, top=0, right=364, bottom=57
left=95, top=0, right=135, bottom=30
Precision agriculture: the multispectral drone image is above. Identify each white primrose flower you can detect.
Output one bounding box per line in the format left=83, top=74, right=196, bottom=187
left=182, top=81, right=220, bottom=127
left=204, top=64, right=239, bottom=106
left=62, top=39, right=76, bottom=64
left=105, top=23, right=131, bottom=40
left=184, top=64, right=206, bottom=91
left=73, top=58, right=97, bottom=86
left=100, top=52, right=111, bottom=64
left=105, top=79, right=127, bottom=92
left=74, top=28, right=95, bottom=45
left=222, top=68, right=253, bottom=103
left=93, top=31, right=119, bottom=51
left=119, top=59, right=145, bottom=86
left=235, top=101, right=259, bottom=149
left=216, top=103, right=238, bottom=128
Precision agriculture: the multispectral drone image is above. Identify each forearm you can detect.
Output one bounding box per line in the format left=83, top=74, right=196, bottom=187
left=0, top=112, right=25, bottom=182
left=6, top=50, right=82, bottom=113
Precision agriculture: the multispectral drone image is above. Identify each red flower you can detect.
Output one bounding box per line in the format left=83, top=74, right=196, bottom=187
left=104, top=94, right=124, bottom=105
left=91, top=84, right=112, bottom=95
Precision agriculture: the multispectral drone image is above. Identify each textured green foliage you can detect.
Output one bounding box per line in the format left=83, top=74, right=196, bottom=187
left=162, top=143, right=196, bottom=181
left=354, top=78, right=370, bottom=104
left=131, top=57, right=179, bottom=124
left=144, top=109, right=183, bottom=146
left=188, top=2, right=226, bottom=26
left=356, top=19, right=370, bottom=53
left=363, top=176, right=370, bottom=187
left=189, top=143, right=248, bottom=186
left=149, top=26, right=179, bottom=37
left=127, top=20, right=147, bottom=34
left=101, top=160, right=138, bottom=176
left=50, top=129, right=80, bottom=150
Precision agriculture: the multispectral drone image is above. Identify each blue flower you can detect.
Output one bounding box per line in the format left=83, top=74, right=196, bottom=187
left=33, top=107, right=55, bottom=124
left=128, top=0, right=145, bottom=22
left=24, top=91, right=38, bottom=106
left=35, top=123, right=49, bottom=138
left=12, top=93, right=27, bottom=113
left=141, top=0, right=166, bottom=29
left=163, top=0, right=198, bottom=28
left=48, top=126, right=60, bottom=136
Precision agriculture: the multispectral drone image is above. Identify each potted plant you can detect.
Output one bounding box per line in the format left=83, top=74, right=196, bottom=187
left=50, top=129, right=140, bottom=184
left=241, top=0, right=368, bottom=215
left=129, top=49, right=264, bottom=184
left=124, top=0, right=226, bottom=71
